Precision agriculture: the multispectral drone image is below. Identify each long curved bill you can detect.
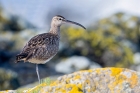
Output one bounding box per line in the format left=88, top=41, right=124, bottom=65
left=63, top=19, right=86, bottom=30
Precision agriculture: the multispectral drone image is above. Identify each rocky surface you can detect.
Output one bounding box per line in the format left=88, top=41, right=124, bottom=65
left=39, top=68, right=140, bottom=93
left=0, top=90, right=16, bottom=93
left=130, top=52, right=140, bottom=72
left=1, top=67, right=140, bottom=93
left=55, top=56, right=101, bottom=73
left=133, top=52, right=140, bottom=64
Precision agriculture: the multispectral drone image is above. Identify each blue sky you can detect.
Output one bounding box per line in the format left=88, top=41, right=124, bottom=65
left=1, top=0, right=140, bottom=28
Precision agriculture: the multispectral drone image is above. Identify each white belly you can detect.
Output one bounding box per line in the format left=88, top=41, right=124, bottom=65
left=28, top=56, right=54, bottom=64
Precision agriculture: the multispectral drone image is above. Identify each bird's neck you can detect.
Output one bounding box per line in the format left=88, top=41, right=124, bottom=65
left=49, top=25, right=60, bottom=36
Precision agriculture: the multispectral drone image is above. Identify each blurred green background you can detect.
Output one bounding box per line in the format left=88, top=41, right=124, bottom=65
left=0, top=0, right=140, bottom=90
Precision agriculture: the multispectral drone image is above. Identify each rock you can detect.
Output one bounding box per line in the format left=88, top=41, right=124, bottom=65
left=1, top=68, right=140, bottom=93
left=0, top=68, right=19, bottom=90
left=55, top=56, right=101, bottom=73
left=130, top=52, right=140, bottom=72
left=38, top=68, right=140, bottom=93
left=135, top=65, right=140, bottom=71
left=0, top=90, right=16, bottom=93
left=89, top=62, right=101, bottom=69
left=131, top=64, right=140, bottom=72
left=133, top=52, right=140, bottom=64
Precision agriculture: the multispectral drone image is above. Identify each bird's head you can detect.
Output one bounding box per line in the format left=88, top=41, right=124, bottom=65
left=51, top=15, right=86, bottom=29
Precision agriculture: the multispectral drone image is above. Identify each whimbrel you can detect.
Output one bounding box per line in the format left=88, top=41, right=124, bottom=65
left=16, top=15, right=86, bottom=83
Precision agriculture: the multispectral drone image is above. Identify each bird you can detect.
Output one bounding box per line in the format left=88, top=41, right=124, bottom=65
left=16, top=15, right=86, bottom=84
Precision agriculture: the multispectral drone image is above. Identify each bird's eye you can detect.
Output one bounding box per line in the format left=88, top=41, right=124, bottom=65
left=59, top=18, right=62, bottom=20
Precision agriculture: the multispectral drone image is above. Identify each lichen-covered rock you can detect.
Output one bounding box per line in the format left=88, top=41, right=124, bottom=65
left=1, top=68, right=140, bottom=93
left=27, top=67, right=140, bottom=93
left=0, top=90, right=16, bottom=93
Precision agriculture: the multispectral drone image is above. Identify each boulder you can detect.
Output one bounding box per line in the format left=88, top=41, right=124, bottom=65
left=16, top=67, right=140, bottom=93
left=55, top=56, right=101, bottom=73
left=133, top=52, right=140, bottom=64
left=1, top=68, right=140, bottom=93
left=130, top=52, right=140, bottom=72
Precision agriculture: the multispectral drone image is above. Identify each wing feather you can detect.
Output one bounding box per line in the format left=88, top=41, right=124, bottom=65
left=16, top=33, right=58, bottom=62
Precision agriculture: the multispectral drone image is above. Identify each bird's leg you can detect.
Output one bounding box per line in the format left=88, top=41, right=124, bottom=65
left=36, top=64, right=41, bottom=84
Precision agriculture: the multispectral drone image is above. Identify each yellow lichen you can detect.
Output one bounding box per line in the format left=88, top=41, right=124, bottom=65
left=108, top=68, right=139, bottom=93
left=66, top=84, right=82, bottom=93
left=110, top=68, right=123, bottom=76
left=14, top=68, right=139, bottom=93
left=127, top=72, right=138, bottom=88
left=109, top=74, right=126, bottom=92
left=26, top=83, right=47, bottom=93
left=73, top=74, right=81, bottom=80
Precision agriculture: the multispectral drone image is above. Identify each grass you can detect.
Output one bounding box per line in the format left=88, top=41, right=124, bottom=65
left=16, top=77, right=52, bottom=93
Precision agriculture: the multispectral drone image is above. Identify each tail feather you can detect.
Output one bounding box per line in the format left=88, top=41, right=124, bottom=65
left=16, top=53, right=27, bottom=63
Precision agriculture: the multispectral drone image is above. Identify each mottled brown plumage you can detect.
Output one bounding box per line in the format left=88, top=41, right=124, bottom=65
left=16, top=15, right=86, bottom=83
left=16, top=33, right=59, bottom=64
